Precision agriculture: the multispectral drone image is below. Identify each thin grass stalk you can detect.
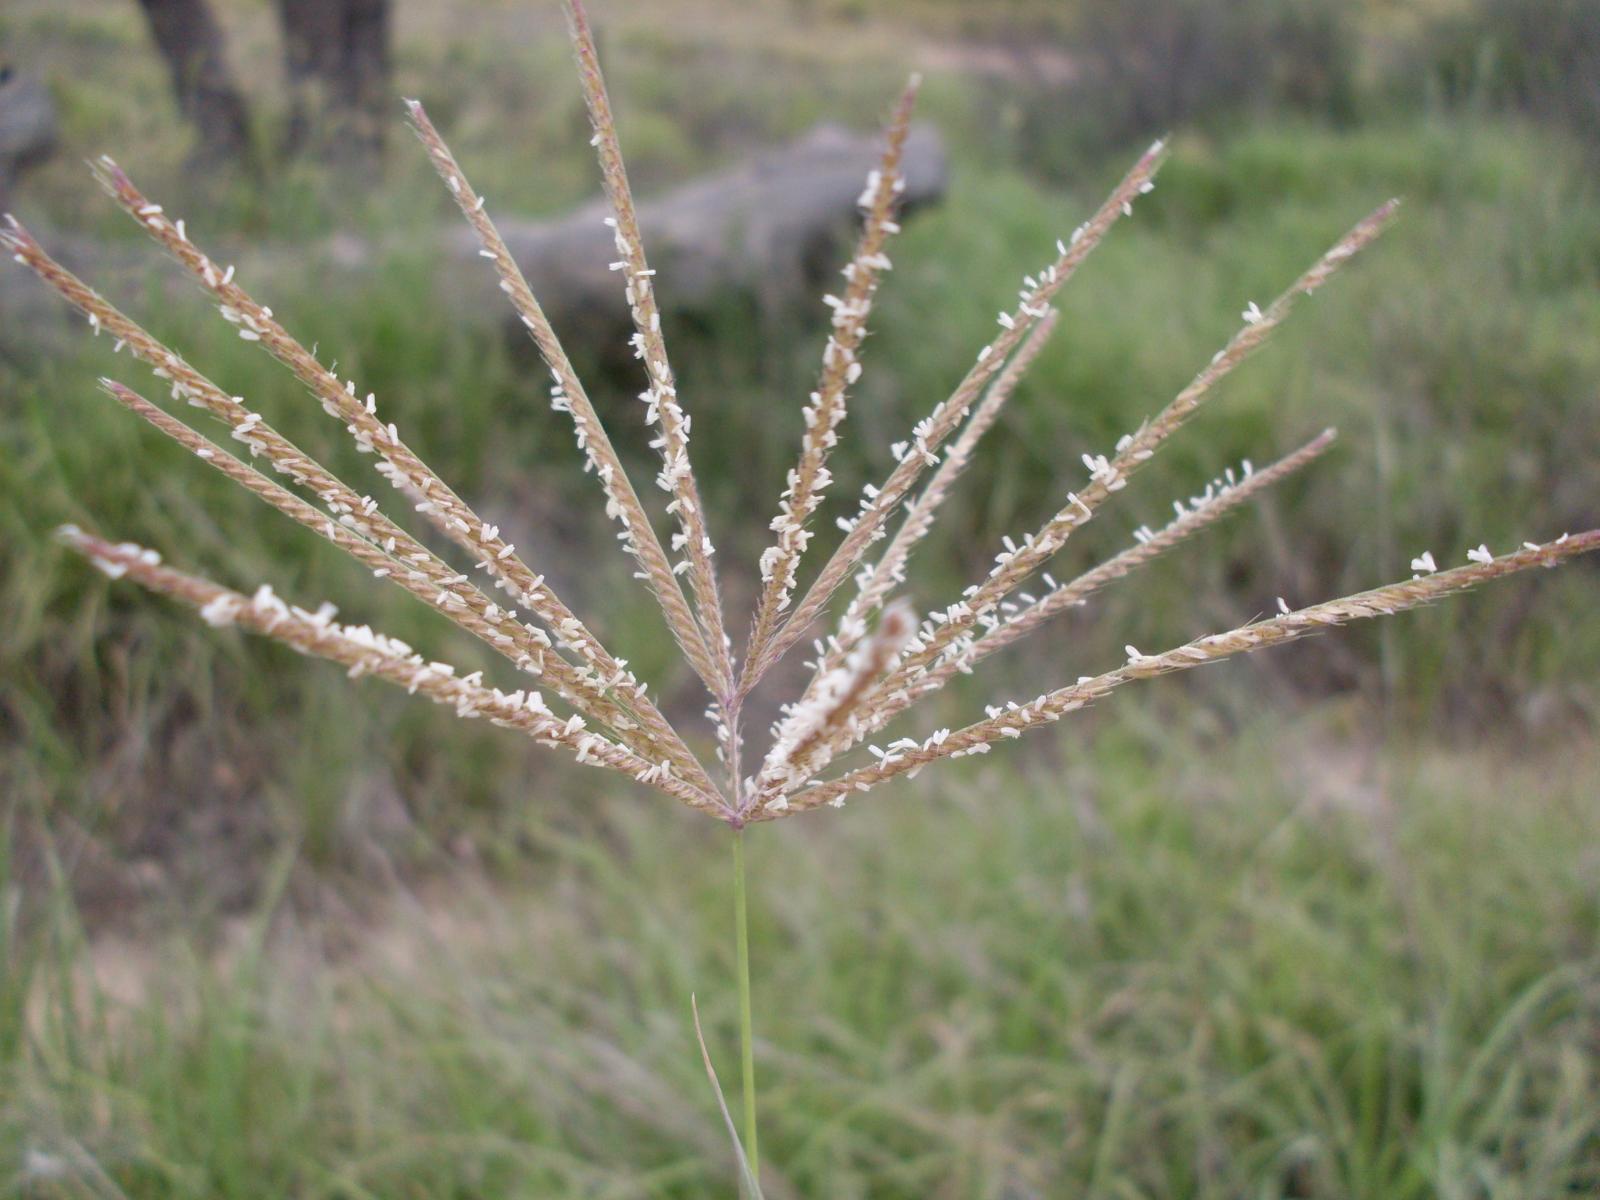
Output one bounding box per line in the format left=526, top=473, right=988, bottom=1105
left=57, top=527, right=729, bottom=815
left=742, top=139, right=1167, bottom=691
left=742, top=76, right=921, bottom=674
left=875, top=202, right=1397, bottom=708
left=566, top=0, right=735, bottom=700
left=404, top=99, right=726, bottom=696
left=765, top=529, right=1600, bottom=816
left=690, top=994, right=764, bottom=1196
left=731, top=828, right=759, bottom=1180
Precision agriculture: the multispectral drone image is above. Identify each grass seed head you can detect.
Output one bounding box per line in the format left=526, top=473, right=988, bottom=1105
left=4, top=12, right=1593, bottom=829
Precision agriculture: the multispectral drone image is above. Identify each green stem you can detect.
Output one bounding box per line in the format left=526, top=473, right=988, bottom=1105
left=732, top=827, right=759, bottom=1180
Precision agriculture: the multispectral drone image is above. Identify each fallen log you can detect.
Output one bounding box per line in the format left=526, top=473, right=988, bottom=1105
left=1, top=121, right=947, bottom=360
left=0, top=67, right=59, bottom=213
left=436, top=121, right=947, bottom=332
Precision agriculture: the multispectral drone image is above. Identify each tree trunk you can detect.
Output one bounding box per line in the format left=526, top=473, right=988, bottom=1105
left=135, top=0, right=253, bottom=168
left=275, top=0, right=392, bottom=168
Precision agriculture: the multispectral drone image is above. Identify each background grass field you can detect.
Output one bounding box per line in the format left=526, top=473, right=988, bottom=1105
left=2, top=0, right=1598, bottom=1194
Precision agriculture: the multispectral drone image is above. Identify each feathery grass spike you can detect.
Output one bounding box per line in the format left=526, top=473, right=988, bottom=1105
left=808, top=430, right=1341, bottom=778
left=742, top=137, right=1168, bottom=689
left=743, top=75, right=921, bottom=677
left=781, top=309, right=1062, bottom=748
left=566, top=0, right=735, bottom=701
left=2, top=216, right=712, bottom=792
left=403, top=99, right=724, bottom=697
left=876, top=202, right=1397, bottom=707
left=57, top=528, right=726, bottom=816
left=98, top=377, right=712, bottom=790
left=845, top=308, right=1062, bottom=643
left=91, top=161, right=654, bottom=719
left=757, top=599, right=918, bottom=803
left=910, top=429, right=1340, bottom=701
left=771, top=531, right=1600, bottom=816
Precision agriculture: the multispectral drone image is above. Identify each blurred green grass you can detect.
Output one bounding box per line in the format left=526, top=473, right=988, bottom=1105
left=6, top=720, right=1598, bottom=1196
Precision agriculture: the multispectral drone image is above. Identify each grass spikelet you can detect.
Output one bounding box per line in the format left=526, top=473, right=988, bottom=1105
left=55, top=527, right=724, bottom=814
left=567, top=0, right=735, bottom=702
left=744, top=75, right=921, bottom=672
left=770, top=531, right=1599, bottom=816
left=739, top=136, right=1170, bottom=690
left=810, top=429, right=1341, bottom=779
left=784, top=307, right=1062, bottom=741
left=875, top=202, right=1397, bottom=709
left=405, top=97, right=725, bottom=696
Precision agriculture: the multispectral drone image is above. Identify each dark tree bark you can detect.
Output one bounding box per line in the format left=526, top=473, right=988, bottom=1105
left=275, top=0, right=392, bottom=167
left=0, top=65, right=60, bottom=211
left=135, top=0, right=253, bottom=167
